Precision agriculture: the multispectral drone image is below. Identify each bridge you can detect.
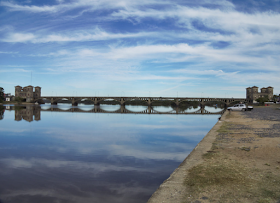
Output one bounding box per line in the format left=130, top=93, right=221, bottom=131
left=36, top=96, right=249, bottom=106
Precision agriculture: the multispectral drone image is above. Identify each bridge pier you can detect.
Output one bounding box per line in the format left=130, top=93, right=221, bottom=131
left=50, top=98, right=58, bottom=105
left=225, top=99, right=230, bottom=106
left=120, top=98, right=126, bottom=106
left=71, top=98, right=78, bottom=106
left=147, top=98, right=152, bottom=106
left=175, top=99, right=180, bottom=106
left=200, top=99, right=205, bottom=106
left=94, top=98, right=100, bottom=106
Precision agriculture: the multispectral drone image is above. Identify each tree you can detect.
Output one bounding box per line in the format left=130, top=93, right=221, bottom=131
left=0, top=87, right=4, bottom=102
left=256, top=95, right=269, bottom=105
left=272, top=95, right=279, bottom=102
left=15, top=97, right=24, bottom=104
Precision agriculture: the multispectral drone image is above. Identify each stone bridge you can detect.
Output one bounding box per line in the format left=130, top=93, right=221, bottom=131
left=37, top=96, right=248, bottom=106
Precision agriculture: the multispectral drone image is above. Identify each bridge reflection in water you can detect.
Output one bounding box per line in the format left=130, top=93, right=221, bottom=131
left=8, top=104, right=225, bottom=122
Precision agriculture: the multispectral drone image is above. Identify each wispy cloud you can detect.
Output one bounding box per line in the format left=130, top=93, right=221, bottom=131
left=0, top=68, right=31, bottom=73
left=1, top=28, right=155, bottom=43
left=0, top=0, right=170, bottom=14
left=1, top=0, right=279, bottom=96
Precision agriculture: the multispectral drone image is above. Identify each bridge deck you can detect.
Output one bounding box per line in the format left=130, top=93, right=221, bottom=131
left=38, top=96, right=249, bottom=106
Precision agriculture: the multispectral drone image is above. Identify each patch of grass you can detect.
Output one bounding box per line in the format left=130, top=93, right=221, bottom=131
left=211, top=142, right=219, bottom=150
left=216, top=122, right=231, bottom=133
left=183, top=154, right=280, bottom=203
left=185, top=159, right=247, bottom=190
left=183, top=155, right=252, bottom=203
left=262, top=189, right=276, bottom=199
left=257, top=173, right=280, bottom=201
left=257, top=198, right=271, bottom=203
left=239, top=146, right=251, bottom=152
left=202, top=151, right=218, bottom=160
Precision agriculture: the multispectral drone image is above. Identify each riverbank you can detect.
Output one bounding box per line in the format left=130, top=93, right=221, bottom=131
left=0, top=102, right=34, bottom=105
left=148, top=105, right=280, bottom=203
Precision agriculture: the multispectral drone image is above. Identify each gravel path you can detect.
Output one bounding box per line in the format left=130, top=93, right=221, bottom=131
left=241, top=106, right=280, bottom=121
left=240, top=107, right=280, bottom=138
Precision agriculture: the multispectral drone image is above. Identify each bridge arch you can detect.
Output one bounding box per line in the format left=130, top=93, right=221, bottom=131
left=52, top=98, right=72, bottom=105
left=71, top=98, right=95, bottom=106
left=125, top=105, right=149, bottom=112
left=99, top=104, right=122, bottom=112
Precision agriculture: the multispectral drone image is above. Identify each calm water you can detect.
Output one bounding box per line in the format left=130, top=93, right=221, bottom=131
left=0, top=104, right=222, bottom=203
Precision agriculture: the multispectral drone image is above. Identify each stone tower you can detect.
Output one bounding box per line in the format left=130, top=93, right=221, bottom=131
left=246, top=86, right=273, bottom=103
left=15, top=85, right=41, bottom=102
left=34, top=86, right=41, bottom=99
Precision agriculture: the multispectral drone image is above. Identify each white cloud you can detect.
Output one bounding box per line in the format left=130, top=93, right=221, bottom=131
left=1, top=29, right=155, bottom=43
left=1, top=0, right=280, bottom=97
left=3, top=33, right=35, bottom=42
left=0, top=51, right=18, bottom=54
left=0, top=0, right=170, bottom=14
left=1, top=1, right=61, bottom=13
left=172, top=69, right=240, bottom=77
left=0, top=68, right=31, bottom=73
left=0, top=157, right=153, bottom=172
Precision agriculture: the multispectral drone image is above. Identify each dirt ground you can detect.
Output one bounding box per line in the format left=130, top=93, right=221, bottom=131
left=148, top=105, right=280, bottom=203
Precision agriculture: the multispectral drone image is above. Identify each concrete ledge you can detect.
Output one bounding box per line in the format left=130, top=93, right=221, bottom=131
left=147, top=111, right=228, bottom=203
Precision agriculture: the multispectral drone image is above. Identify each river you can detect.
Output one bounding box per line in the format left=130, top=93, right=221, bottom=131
left=0, top=104, right=223, bottom=203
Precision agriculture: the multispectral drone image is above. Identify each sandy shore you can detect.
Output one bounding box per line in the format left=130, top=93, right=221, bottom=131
left=148, top=105, right=280, bottom=203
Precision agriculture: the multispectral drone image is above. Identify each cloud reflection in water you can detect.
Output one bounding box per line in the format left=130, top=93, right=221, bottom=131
left=0, top=106, right=220, bottom=203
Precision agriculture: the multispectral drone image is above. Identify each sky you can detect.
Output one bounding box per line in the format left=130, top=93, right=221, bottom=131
left=0, top=0, right=279, bottom=98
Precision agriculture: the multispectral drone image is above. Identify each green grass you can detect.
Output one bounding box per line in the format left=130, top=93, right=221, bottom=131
left=183, top=153, right=280, bottom=203
left=216, top=122, right=231, bottom=133
left=185, top=159, right=247, bottom=190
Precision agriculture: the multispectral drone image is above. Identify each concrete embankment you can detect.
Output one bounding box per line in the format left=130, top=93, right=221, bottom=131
left=148, top=106, right=280, bottom=203
left=148, top=110, right=226, bottom=203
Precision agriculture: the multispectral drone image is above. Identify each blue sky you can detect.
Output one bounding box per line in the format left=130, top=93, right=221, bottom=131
left=0, top=0, right=279, bottom=97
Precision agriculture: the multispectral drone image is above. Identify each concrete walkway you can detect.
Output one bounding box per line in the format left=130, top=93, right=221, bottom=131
left=148, top=106, right=280, bottom=203
left=147, top=111, right=226, bottom=203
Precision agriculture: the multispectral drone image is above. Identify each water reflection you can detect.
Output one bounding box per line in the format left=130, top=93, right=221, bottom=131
left=0, top=105, right=223, bottom=203
left=0, top=107, right=4, bottom=120
left=3, top=104, right=225, bottom=123
left=14, top=105, right=41, bottom=122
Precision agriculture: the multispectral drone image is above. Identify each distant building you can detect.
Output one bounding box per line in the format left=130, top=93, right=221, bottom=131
left=246, top=86, right=273, bottom=103
left=15, top=85, right=41, bottom=102
left=4, top=93, right=14, bottom=102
